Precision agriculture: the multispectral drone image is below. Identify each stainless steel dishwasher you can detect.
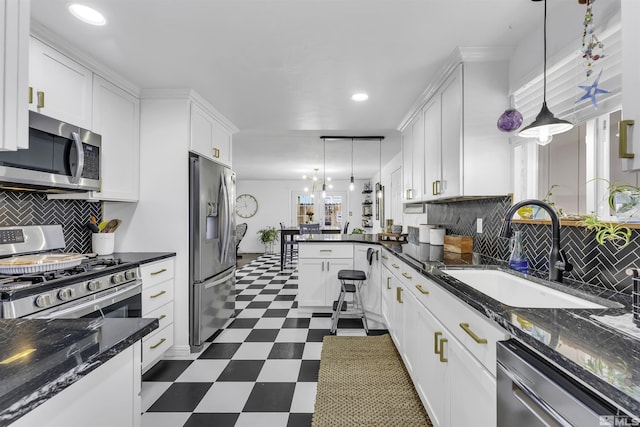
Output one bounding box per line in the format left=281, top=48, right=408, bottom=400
left=497, top=339, right=631, bottom=427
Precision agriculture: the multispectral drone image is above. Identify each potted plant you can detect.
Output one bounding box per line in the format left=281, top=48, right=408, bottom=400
left=580, top=214, right=632, bottom=248
left=257, top=226, right=279, bottom=254
left=601, top=180, right=640, bottom=222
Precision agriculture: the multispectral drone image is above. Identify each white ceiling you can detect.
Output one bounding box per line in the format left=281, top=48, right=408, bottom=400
left=30, top=0, right=574, bottom=181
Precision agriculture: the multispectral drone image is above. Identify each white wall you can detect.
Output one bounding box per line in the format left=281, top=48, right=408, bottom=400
left=236, top=178, right=369, bottom=254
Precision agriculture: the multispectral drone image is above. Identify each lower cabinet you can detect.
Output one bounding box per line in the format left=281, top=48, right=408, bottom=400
left=140, top=257, right=175, bottom=372
left=383, top=250, right=508, bottom=427
left=298, top=244, right=353, bottom=308
left=12, top=343, right=142, bottom=427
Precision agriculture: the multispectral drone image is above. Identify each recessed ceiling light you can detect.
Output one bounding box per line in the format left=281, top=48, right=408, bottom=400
left=351, top=93, right=369, bottom=102
left=69, top=4, right=107, bottom=26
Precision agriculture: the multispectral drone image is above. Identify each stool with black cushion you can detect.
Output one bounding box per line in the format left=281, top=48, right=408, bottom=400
left=280, top=223, right=298, bottom=267
left=330, top=248, right=375, bottom=334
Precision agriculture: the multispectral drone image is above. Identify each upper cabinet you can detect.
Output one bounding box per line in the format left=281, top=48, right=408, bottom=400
left=190, top=101, right=233, bottom=167
left=399, top=48, right=511, bottom=202
left=90, top=75, right=140, bottom=201
left=29, top=37, right=92, bottom=129
left=0, top=0, right=29, bottom=150
left=33, top=36, right=142, bottom=202
left=621, top=0, right=640, bottom=171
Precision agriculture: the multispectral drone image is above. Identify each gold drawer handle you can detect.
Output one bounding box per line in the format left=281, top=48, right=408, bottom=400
left=438, top=338, right=448, bottom=363
left=396, top=287, right=403, bottom=303
left=36, top=91, right=45, bottom=108
left=391, top=263, right=400, bottom=269
left=149, top=338, right=166, bottom=350
left=402, top=272, right=412, bottom=279
left=619, top=119, right=635, bottom=159
left=151, top=268, right=167, bottom=276
left=213, top=147, right=220, bottom=158
left=434, top=331, right=442, bottom=354
left=415, top=284, right=429, bottom=295
left=382, top=255, right=388, bottom=260
left=158, top=314, right=167, bottom=320
left=459, top=323, right=488, bottom=344
left=28, top=87, right=33, bottom=104
left=386, top=276, right=392, bottom=290
left=150, top=290, right=167, bottom=299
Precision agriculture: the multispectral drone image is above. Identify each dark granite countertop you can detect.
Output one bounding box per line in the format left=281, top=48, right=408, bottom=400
left=98, top=252, right=176, bottom=265
left=0, top=317, right=158, bottom=426
left=300, top=235, right=640, bottom=417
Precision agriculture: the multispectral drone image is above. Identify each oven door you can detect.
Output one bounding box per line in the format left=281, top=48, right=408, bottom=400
left=28, top=282, right=142, bottom=320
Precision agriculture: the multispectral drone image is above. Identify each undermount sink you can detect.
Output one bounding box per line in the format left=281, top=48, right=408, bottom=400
left=444, top=269, right=607, bottom=309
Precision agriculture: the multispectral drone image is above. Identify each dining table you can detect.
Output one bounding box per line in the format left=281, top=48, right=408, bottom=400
left=280, top=226, right=341, bottom=270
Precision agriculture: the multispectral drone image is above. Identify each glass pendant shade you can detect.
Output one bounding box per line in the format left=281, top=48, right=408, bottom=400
left=349, top=176, right=354, bottom=191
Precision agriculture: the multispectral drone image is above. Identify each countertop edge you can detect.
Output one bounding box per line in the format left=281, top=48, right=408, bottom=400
left=0, top=318, right=158, bottom=426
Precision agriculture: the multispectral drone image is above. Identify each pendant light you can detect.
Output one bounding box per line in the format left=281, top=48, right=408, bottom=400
left=321, top=137, right=327, bottom=198
left=349, top=138, right=355, bottom=191
left=518, top=0, right=573, bottom=145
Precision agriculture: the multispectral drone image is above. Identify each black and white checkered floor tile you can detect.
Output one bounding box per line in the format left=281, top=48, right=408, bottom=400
left=141, top=254, right=387, bottom=427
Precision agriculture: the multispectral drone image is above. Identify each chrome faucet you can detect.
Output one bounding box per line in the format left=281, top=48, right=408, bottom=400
left=500, top=199, right=573, bottom=283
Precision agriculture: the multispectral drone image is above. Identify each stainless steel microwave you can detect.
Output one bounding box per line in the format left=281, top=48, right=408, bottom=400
left=0, top=111, right=101, bottom=192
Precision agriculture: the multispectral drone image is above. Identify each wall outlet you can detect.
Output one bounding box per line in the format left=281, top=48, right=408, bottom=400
left=476, top=218, right=483, bottom=234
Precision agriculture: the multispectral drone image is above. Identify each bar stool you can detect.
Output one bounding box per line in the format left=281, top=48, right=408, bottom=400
left=330, top=248, right=375, bottom=334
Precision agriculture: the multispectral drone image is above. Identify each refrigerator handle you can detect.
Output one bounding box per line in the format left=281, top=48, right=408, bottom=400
left=220, top=172, right=231, bottom=262
left=203, top=269, right=235, bottom=289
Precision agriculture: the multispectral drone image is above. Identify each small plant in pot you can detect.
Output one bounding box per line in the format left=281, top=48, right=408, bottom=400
left=257, top=226, right=279, bottom=254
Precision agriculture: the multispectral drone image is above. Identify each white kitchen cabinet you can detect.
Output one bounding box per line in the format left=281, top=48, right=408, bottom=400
left=400, top=49, right=511, bottom=201
left=141, top=257, right=175, bottom=372
left=298, top=243, right=353, bottom=308
left=190, top=101, right=233, bottom=167
left=621, top=0, right=640, bottom=171
left=402, top=125, right=413, bottom=201
left=381, top=250, right=508, bottom=427
left=353, top=244, right=381, bottom=318
left=29, top=36, right=92, bottom=129
left=90, top=75, right=140, bottom=201
left=1, top=0, right=29, bottom=151
left=12, top=343, right=142, bottom=427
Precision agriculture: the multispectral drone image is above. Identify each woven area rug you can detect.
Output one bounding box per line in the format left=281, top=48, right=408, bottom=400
left=312, top=334, right=433, bottom=427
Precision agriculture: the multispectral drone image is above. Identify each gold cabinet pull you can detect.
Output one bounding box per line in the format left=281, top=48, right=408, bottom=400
left=36, top=91, right=45, bottom=108
left=382, top=255, right=389, bottom=260
left=459, top=323, right=488, bottom=344
left=438, top=338, right=448, bottom=363
left=435, top=180, right=441, bottom=195
left=415, top=284, right=429, bottom=295
left=386, top=276, right=392, bottom=290
left=434, top=331, right=442, bottom=354
left=151, top=268, right=167, bottom=276
left=158, top=314, right=167, bottom=320
left=619, top=120, right=635, bottom=159
left=213, top=147, right=220, bottom=158
left=150, top=290, right=167, bottom=299
left=321, top=261, right=324, bottom=272
left=28, top=87, right=33, bottom=104
left=149, top=338, right=166, bottom=350
left=396, top=287, right=404, bottom=303
left=402, top=272, right=412, bottom=279
left=391, top=263, right=400, bottom=269
left=406, top=189, right=413, bottom=200
left=432, top=181, right=437, bottom=196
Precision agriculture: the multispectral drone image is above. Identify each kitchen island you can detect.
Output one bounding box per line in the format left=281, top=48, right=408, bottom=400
left=298, top=234, right=640, bottom=419
left=0, top=317, right=157, bottom=426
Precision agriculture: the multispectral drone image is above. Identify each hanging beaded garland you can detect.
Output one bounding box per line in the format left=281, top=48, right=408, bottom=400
left=581, top=0, right=604, bottom=78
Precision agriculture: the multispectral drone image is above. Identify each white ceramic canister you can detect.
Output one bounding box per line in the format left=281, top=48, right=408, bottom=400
left=419, top=224, right=435, bottom=243
left=430, top=228, right=446, bottom=246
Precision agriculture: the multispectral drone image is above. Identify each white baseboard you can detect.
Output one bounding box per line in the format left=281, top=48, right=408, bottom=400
left=164, top=345, right=191, bottom=359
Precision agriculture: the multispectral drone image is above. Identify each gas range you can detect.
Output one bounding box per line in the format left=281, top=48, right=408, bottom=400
left=0, top=225, right=141, bottom=319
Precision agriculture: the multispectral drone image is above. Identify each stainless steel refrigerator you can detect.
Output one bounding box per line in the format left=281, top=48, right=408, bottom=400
left=189, top=153, right=236, bottom=351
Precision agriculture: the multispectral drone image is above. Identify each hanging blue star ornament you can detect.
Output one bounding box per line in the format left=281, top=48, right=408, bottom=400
left=576, top=69, right=609, bottom=109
